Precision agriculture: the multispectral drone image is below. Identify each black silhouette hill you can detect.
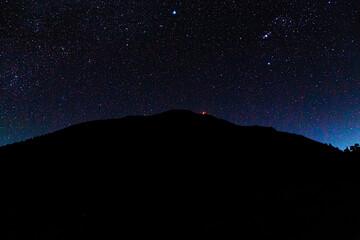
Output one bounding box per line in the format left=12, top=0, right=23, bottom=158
left=1, top=109, right=340, bottom=157
left=2, top=109, right=360, bottom=240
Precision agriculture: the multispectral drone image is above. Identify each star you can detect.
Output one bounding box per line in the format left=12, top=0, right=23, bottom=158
left=0, top=0, right=358, bottom=151
left=262, top=32, right=271, bottom=39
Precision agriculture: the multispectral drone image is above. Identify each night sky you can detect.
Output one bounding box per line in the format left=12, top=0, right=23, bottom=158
left=1, top=0, right=359, bottom=150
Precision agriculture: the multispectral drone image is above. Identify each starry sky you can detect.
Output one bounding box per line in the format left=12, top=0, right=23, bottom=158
left=1, top=0, right=359, bottom=150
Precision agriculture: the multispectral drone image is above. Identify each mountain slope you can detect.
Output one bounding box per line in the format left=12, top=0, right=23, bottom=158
left=1, top=110, right=355, bottom=240
left=1, top=109, right=340, bottom=157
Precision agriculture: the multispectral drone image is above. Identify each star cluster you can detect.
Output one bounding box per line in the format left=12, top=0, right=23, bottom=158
left=1, top=0, right=359, bottom=149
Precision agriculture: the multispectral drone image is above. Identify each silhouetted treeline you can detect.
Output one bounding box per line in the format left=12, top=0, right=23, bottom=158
left=344, top=143, right=360, bottom=153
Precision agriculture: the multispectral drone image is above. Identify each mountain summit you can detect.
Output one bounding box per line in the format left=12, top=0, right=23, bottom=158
left=2, top=110, right=359, bottom=240
left=1, top=109, right=340, bottom=157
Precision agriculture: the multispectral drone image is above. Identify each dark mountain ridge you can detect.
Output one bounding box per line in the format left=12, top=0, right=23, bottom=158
left=2, top=110, right=359, bottom=240
left=1, top=109, right=340, bottom=156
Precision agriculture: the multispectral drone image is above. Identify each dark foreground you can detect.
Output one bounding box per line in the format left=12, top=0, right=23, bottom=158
left=1, top=110, right=358, bottom=239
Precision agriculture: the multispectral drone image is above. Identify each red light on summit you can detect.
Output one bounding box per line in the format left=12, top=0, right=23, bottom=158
left=202, top=112, right=206, bottom=115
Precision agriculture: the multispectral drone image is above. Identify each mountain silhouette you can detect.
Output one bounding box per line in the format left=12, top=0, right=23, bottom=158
left=2, top=109, right=359, bottom=240
left=1, top=109, right=340, bottom=156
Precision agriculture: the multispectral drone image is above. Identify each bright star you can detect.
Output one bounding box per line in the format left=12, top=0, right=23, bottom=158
left=262, top=32, right=271, bottom=39
left=172, top=10, right=177, bottom=15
